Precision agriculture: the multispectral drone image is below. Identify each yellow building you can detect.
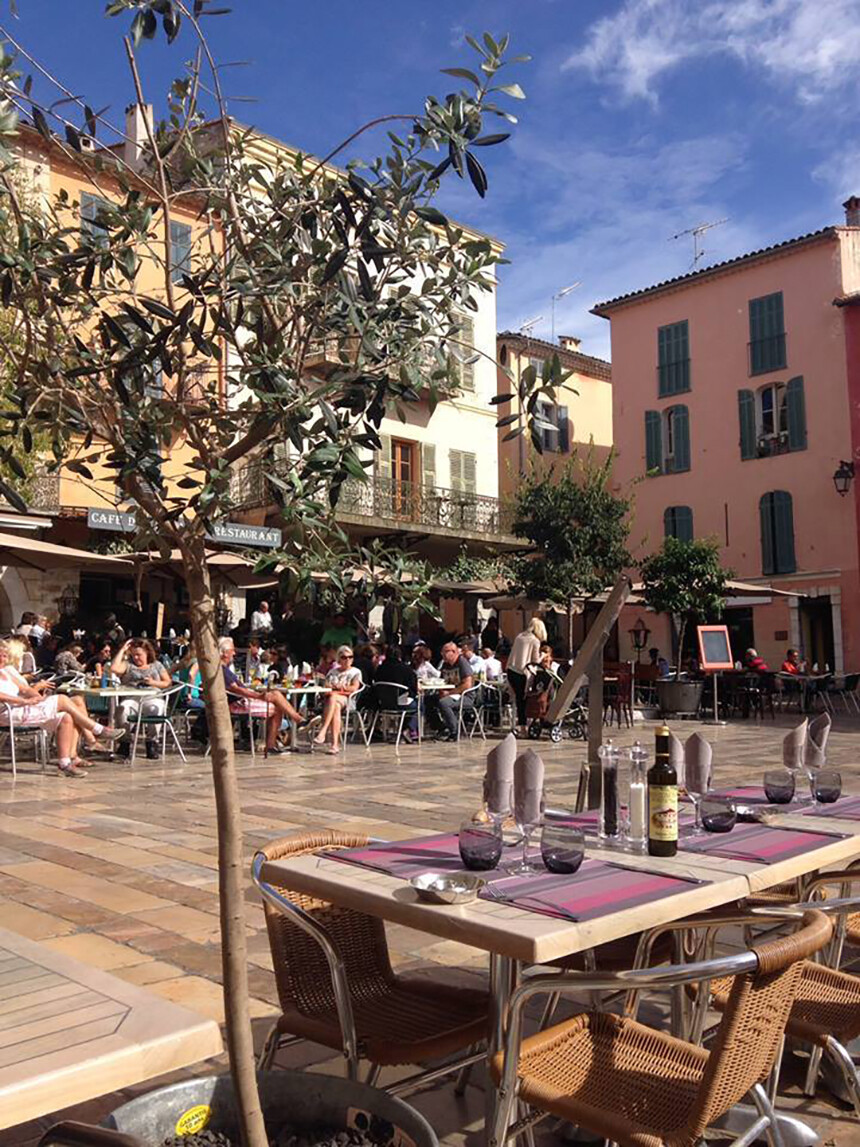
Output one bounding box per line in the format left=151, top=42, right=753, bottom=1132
left=495, top=332, right=612, bottom=497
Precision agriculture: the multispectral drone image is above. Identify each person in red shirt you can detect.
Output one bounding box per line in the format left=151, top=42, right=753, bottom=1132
left=781, top=648, right=805, bottom=675
left=745, top=647, right=770, bottom=673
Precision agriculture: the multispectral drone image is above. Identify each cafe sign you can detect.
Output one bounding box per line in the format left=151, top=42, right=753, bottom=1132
left=88, top=509, right=282, bottom=550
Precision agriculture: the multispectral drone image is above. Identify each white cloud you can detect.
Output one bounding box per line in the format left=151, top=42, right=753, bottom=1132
left=813, top=149, right=860, bottom=202
left=565, top=0, right=860, bottom=105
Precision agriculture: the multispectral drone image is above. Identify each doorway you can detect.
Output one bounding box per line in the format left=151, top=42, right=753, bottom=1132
left=391, top=439, right=416, bottom=518
left=800, top=597, right=835, bottom=671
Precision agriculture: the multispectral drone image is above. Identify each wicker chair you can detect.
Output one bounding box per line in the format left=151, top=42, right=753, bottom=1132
left=252, top=831, right=489, bottom=1089
left=490, top=909, right=831, bottom=1147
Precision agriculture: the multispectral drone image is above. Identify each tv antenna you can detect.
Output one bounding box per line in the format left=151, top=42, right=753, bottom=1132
left=519, top=314, right=544, bottom=337
left=551, top=282, right=581, bottom=342
left=669, top=218, right=728, bottom=271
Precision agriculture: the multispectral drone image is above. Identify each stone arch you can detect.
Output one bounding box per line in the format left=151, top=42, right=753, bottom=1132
left=0, top=566, right=30, bottom=631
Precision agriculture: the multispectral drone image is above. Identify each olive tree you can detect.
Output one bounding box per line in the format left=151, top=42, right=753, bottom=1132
left=0, top=4, right=540, bottom=1143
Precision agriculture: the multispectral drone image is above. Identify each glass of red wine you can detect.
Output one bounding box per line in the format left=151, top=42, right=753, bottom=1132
left=458, top=820, right=503, bottom=871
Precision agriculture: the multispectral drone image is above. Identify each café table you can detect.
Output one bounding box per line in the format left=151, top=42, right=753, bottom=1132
left=0, top=925, right=222, bottom=1130
left=777, top=671, right=831, bottom=714
left=66, top=685, right=161, bottom=758
left=250, top=683, right=332, bottom=751
left=259, top=816, right=860, bottom=1146
left=416, top=678, right=450, bottom=744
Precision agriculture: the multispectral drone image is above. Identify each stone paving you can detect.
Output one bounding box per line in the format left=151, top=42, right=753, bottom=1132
left=1, top=713, right=860, bottom=1145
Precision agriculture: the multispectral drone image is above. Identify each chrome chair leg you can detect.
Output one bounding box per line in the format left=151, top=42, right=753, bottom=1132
left=750, top=1082, right=786, bottom=1147
left=803, top=1044, right=824, bottom=1096
left=258, top=1022, right=280, bottom=1069
left=824, top=1035, right=860, bottom=1116
left=454, top=1043, right=478, bottom=1096
left=365, top=1063, right=381, bottom=1086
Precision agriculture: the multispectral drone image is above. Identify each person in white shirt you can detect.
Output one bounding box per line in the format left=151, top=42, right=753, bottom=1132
left=413, top=645, right=441, bottom=680
left=459, top=637, right=484, bottom=676
left=250, top=600, right=273, bottom=633
left=481, top=646, right=502, bottom=680
left=507, top=617, right=547, bottom=735
left=313, top=645, right=362, bottom=754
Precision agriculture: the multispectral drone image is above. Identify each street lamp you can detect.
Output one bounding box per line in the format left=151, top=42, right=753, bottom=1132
left=551, top=282, right=581, bottom=342
left=628, top=616, right=651, bottom=662
left=833, top=460, right=855, bottom=496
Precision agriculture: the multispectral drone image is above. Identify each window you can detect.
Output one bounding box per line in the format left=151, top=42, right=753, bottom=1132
left=657, top=320, right=690, bottom=396
left=664, top=505, right=694, bottom=541
left=749, top=291, right=786, bottom=374
left=80, top=192, right=111, bottom=249
left=449, top=448, right=477, bottom=528
left=738, top=377, right=806, bottom=460
left=170, top=221, right=192, bottom=284
left=535, top=401, right=570, bottom=453
left=451, top=313, right=475, bottom=392
left=760, top=490, right=796, bottom=575
left=645, top=404, right=690, bottom=474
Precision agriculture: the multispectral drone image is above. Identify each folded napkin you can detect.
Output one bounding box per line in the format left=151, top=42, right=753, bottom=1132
left=684, top=732, right=713, bottom=795
left=804, top=712, right=831, bottom=771
left=783, top=720, right=808, bottom=771
left=484, top=733, right=516, bottom=815
left=669, top=731, right=685, bottom=787
left=514, top=747, right=544, bottom=826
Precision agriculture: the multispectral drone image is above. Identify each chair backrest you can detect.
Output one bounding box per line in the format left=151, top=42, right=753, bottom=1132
left=163, top=682, right=188, bottom=716
left=257, top=831, right=393, bottom=1020
left=372, top=681, right=411, bottom=711
left=686, top=909, right=831, bottom=1138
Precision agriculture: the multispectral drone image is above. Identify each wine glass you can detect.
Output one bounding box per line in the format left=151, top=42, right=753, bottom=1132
left=485, top=777, right=513, bottom=831
left=540, top=824, right=585, bottom=874
left=511, top=787, right=545, bottom=875
left=811, top=769, right=841, bottom=807
left=685, top=753, right=712, bottom=834
left=459, top=820, right=503, bottom=871
left=700, top=797, right=737, bottom=834
left=764, top=768, right=795, bottom=805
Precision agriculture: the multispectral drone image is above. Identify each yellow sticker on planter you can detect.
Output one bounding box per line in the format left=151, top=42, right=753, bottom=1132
left=175, top=1105, right=212, bottom=1136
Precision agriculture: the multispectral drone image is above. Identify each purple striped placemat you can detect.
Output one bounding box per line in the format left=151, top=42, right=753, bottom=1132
left=802, top=795, right=860, bottom=819
left=680, top=823, right=844, bottom=863
left=325, top=833, right=709, bottom=924
left=714, top=786, right=771, bottom=805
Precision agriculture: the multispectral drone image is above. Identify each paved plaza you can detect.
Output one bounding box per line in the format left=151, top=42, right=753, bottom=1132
left=1, top=714, right=860, bottom=1145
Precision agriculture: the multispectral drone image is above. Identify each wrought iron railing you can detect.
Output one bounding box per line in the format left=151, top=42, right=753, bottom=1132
left=229, top=461, right=515, bottom=536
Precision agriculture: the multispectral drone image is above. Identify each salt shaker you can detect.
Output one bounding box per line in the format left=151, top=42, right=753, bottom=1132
left=627, top=741, right=648, bottom=853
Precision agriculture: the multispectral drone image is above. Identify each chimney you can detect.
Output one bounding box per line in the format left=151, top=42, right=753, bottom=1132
left=559, top=335, right=582, bottom=354
left=844, top=195, right=860, bottom=227
left=124, top=103, right=153, bottom=168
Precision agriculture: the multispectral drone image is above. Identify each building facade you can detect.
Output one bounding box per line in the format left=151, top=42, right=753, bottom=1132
left=597, top=203, right=860, bottom=672
left=495, top=332, right=612, bottom=498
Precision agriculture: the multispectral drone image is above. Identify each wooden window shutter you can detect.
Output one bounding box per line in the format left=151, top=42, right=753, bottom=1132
left=670, top=404, right=690, bottom=472
left=658, top=321, right=689, bottom=396
left=376, top=434, right=392, bottom=481
left=773, top=490, right=796, bottom=573
left=462, top=452, right=477, bottom=494
left=786, top=376, right=807, bottom=452
left=675, top=505, right=693, bottom=541
left=760, top=493, right=775, bottom=575
left=459, top=315, right=475, bottom=391
left=738, top=389, right=756, bottom=459
left=645, top=411, right=662, bottom=474
left=421, top=442, right=436, bottom=488
left=663, top=506, right=674, bottom=538
left=449, top=448, right=463, bottom=491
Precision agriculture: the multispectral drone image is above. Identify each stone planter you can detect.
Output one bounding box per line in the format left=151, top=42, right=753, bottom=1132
left=656, top=678, right=704, bottom=718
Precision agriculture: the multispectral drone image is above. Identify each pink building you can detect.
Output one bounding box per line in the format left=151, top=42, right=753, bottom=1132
left=595, top=200, right=860, bottom=674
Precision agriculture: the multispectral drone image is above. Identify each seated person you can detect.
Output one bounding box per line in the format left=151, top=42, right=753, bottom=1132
left=428, top=641, right=474, bottom=740
left=7, top=635, right=37, bottom=677
left=373, top=644, right=418, bottom=740
left=86, top=639, right=115, bottom=681
left=314, top=645, right=362, bottom=754
left=648, top=647, right=671, bottom=679
left=412, top=643, right=440, bottom=680
left=745, top=647, right=770, bottom=674
left=54, top=641, right=86, bottom=676
left=213, top=636, right=306, bottom=754
left=111, top=639, right=173, bottom=759
left=459, top=636, right=484, bottom=675
left=481, top=645, right=503, bottom=680
left=781, top=648, right=805, bottom=675
left=245, top=637, right=264, bottom=682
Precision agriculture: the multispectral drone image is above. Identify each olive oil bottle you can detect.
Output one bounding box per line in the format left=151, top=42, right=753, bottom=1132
left=648, top=723, right=678, bottom=857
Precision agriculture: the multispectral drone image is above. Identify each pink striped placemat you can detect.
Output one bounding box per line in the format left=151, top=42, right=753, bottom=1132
left=802, top=794, right=860, bottom=819
left=680, top=822, right=844, bottom=863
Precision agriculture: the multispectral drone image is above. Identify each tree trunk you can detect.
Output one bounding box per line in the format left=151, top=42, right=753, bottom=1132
left=181, top=538, right=267, bottom=1147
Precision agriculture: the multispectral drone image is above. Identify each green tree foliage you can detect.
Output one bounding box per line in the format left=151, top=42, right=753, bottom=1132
left=639, top=536, right=732, bottom=674
left=511, top=449, right=632, bottom=606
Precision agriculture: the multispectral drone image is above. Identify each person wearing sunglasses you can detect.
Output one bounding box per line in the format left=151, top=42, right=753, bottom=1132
left=313, top=645, right=362, bottom=754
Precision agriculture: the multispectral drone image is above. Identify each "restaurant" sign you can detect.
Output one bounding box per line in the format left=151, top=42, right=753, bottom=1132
left=88, top=509, right=282, bottom=549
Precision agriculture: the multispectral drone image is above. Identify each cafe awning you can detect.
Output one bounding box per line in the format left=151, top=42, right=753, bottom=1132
left=0, top=531, right=132, bottom=573
left=126, top=548, right=280, bottom=589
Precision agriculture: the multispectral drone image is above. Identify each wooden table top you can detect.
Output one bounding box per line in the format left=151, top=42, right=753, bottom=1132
left=0, top=927, right=222, bottom=1130
left=261, top=821, right=860, bottom=966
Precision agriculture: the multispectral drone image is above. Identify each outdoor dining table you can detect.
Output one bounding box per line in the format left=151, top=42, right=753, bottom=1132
left=66, top=685, right=161, bottom=757
left=249, top=683, right=332, bottom=751
left=776, top=671, right=831, bottom=713
left=0, top=925, right=222, bottom=1130
left=416, top=678, right=450, bottom=743
left=259, top=813, right=860, bottom=1146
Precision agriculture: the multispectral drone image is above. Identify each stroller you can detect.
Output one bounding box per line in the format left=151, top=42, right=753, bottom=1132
left=524, top=662, right=588, bottom=743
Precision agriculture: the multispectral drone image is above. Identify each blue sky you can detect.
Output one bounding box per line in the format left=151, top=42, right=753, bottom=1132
left=6, top=1, right=860, bottom=360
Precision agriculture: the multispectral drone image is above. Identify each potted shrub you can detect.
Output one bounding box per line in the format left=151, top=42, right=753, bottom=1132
left=640, top=537, right=731, bottom=717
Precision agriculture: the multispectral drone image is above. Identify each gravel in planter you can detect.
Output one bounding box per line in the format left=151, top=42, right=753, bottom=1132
left=162, top=1117, right=400, bottom=1147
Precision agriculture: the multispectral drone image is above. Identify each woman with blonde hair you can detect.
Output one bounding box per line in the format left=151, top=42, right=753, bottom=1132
left=313, top=645, right=362, bottom=754
left=506, top=617, right=547, bottom=736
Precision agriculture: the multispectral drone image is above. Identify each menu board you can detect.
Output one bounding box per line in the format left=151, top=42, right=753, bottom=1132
left=697, top=625, right=734, bottom=671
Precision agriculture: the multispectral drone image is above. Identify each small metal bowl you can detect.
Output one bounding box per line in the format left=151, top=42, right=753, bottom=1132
left=410, top=872, right=485, bottom=904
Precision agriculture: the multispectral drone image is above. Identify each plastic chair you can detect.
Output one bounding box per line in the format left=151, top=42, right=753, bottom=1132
left=456, top=682, right=486, bottom=741
left=130, top=683, right=188, bottom=765
left=490, top=909, right=832, bottom=1147
left=252, top=831, right=488, bottom=1092
left=343, top=683, right=373, bottom=746
left=0, top=700, right=49, bottom=777
left=368, top=681, right=414, bottom=748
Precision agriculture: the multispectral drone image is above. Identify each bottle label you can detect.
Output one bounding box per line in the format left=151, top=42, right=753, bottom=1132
left=649, top=786, right=678, bottom=841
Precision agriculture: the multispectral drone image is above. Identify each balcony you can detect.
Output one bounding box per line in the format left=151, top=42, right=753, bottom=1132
left=230, top=461, right=516, bottom=539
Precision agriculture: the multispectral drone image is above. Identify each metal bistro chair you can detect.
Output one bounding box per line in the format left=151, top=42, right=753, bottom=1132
left=343, top=684, right=374, bottom=747
left=368, top=681, right=414, bottom=749
left=456, top=682, right=486, bottom=742
left=490, top=908, right=831, bottom=1147
left=130, top=683, right=188, bottom=765
left=251, top=831, right=488, bottom=1093
left=0, top=699, right=50, bottom=778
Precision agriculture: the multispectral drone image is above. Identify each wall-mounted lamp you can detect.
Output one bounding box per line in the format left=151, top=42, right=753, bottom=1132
left=833, top=459, right=855, bottom=497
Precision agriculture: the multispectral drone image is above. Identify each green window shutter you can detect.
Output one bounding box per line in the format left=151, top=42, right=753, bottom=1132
left=449, top=448, right=463, bottom=491
left=421, top=442, right=436, bottom=488
left=458, top=315, right=475, bottom=392
left=170, top=221, right=192, bottom=284
left=738, top=389, right=756, bottom=459
left=749, top=292, right=786, bottom=374
left=657, top=321, right=689, bottom=396
left=786, top=376, right=807, bottom=452
left=675, top=505, right=693, bottom=541
left=557, top=406, right=570, bottom=452
left=645, top=410, right=662, bottom=474
left=376, top=434, right=392, bottom=481
left=773, top=490, right=796, bottom=573
left=663, top=506, right=675, bottom=538
left=670, top=404, right=690, bottom=472
left=760, top=492, right=775, bottom=576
